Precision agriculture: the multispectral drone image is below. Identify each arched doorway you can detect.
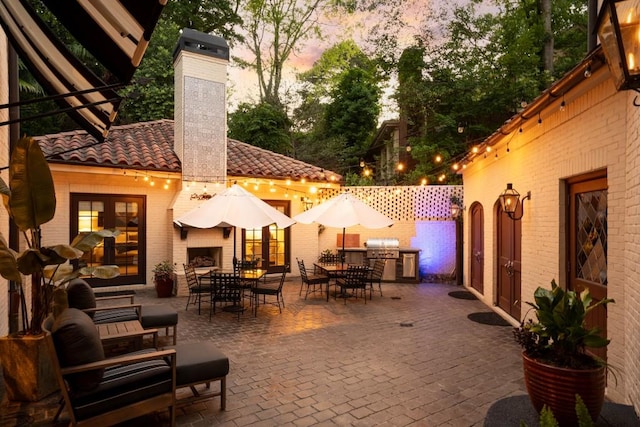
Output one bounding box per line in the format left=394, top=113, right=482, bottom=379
left=496, top=201, right=522, bottom=320
left=470, top=202, right=484, bottom=294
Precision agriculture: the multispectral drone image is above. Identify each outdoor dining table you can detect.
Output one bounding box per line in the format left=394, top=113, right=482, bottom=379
left=204, top=268, right=268, bottom=313
left=314, top=263, right=371, bottom=301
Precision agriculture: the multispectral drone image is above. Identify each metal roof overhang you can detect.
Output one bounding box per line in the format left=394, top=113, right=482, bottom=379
left=0, top=0, right=166, bottom=141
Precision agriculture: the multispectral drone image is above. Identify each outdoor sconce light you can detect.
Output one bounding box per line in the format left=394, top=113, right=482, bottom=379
left=499, top=183, right=531, bottom=221
left=222, top=227, right=232, bottom=239
left=301, top=197, right=314, bottom=211
left=597, top=0, right=640, bottom=95
left=450, top=202, right=462, bottom=219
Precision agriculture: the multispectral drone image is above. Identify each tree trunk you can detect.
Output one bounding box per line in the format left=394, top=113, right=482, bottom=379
left=541, top=0, right=553, bottom=74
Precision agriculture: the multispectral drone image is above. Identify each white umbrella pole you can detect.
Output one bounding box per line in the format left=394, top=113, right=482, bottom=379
left=233, top=226, right=238, bottom=267
left=341, top=227, right=346, bottom=267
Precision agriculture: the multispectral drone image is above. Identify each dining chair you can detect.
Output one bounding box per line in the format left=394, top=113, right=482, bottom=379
left=297, top=258, right=328, bottom=299
left=368, top=259, right=386, bottom=298
left=184, top=263, right=213, bottom=314
left=251, top=264, right=288, bottom=316
left=335, top=265, right=370, bottom=304
left=210, top=272, right=243, bottom=320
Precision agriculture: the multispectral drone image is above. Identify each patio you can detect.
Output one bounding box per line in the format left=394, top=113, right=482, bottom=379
left=1, top=279, right=635, bottom=426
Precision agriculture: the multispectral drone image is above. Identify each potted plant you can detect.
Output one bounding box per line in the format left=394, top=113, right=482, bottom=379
left=0, top=137, right=119, bottom=401
left=513, top=279, right=614, bottom=426
left=152, top=260, right=175, bottom=298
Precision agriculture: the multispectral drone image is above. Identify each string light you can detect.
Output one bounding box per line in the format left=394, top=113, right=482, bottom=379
left=560, top=95, right=566, bottom=111
left=435, top=154, right=442, bottom=163
left=537, top=113, right=542, bottom=126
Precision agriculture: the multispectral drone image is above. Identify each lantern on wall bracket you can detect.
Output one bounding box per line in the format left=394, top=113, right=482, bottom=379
left=596, top=0, right=640, bottom=103
left=449, top=195, right=464, bottom=220
left=499, top=183, right=531, bottom=221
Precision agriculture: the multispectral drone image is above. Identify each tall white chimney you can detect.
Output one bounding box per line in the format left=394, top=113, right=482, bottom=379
left=172, top=28, right=229, bottom=182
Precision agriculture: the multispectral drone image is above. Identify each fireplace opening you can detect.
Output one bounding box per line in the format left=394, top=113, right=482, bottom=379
left=187, top=247, right=222, bottom=268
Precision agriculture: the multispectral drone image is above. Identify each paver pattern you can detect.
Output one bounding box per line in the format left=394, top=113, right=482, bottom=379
left=0, top=279, right=528, bottom=426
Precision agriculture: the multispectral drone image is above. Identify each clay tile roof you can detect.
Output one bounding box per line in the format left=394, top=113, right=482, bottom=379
left=36, top=119, right=341, bottom=182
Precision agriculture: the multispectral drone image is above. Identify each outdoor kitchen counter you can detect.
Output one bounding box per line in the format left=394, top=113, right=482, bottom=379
left=338, top=248, right=421, bottom=283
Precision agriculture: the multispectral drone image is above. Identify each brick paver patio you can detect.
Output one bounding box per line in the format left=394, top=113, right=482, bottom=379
left=1, top=279, right=529, bottom=426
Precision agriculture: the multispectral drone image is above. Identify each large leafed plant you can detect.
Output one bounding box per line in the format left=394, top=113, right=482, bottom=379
left=0, top=137, right=119, bottom=335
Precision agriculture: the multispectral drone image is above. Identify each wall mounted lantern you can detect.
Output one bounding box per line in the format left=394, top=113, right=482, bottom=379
left=499, top=183, right=531, bottom=221
left=597, top=0, right=640, bottom=93
left=450, top=202, right=462, bottom=219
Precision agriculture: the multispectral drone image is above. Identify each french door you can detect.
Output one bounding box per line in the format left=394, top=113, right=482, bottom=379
left=71, top=194, right=146, bottom=286
left=242, top=200, right=290, bottom=273
left=497, top=202, right=522, bottom=320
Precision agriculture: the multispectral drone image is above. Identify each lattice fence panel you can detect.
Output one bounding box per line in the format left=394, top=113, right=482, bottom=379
left=317, top=186, right=463, bottom=221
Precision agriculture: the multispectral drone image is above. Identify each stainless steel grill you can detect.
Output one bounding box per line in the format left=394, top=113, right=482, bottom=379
left=365, top=238, right=400, bottom=259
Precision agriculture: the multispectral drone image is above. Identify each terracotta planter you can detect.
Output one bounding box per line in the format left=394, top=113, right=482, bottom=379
left=154, top=276, right=174, bottom=298
left=522, top=351, right=605, bottom=426
left=0, top=334, right=58, bottom=401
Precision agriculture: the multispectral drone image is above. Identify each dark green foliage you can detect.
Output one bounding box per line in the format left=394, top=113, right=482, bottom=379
left=513, top=279, right=614, bottom=369
left=228, top=102, right=293, bottom=154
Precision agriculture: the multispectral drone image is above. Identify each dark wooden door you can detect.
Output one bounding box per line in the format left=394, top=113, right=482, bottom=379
left=568, top=172, right=608, bottom=360
left=470, top=203, right=484, bottom=294
left=497, top=203, right=522, bottom=320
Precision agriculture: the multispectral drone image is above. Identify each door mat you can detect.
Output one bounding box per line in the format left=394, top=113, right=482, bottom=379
left=94, top=290, right=136, bottom=298
left=448, top=290, right=478, bottom=300
left=467, top=312, right=512, bottom=327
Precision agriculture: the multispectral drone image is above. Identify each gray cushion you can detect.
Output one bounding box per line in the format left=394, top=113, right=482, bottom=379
left=66, top=279, right=96, bottom=318
left=52, top=308, right=104, bottom=391
left=70, top=349, right=172, bottom=421
left=140, top=305, right=178, bottom=328
left=172, top=342, right=229, bottom=386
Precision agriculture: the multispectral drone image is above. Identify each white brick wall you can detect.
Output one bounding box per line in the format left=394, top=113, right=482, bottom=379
left=462, top=69, right=633, bottom=404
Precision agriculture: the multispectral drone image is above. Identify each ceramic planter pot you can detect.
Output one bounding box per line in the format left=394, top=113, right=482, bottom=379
left=522, top=351, right=605, bottom=426
left=0, top=334, right=58, bottom=401
left=154, top=276, right=174, bottom=298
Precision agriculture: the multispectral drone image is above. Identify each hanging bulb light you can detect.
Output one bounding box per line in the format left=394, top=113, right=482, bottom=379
left=537, top=113, right=542, bottom=126
left=560, top=94, right=566, bottom=111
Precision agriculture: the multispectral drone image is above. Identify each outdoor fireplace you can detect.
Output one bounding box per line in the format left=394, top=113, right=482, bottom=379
left=187, top=247, right=222, bottom=268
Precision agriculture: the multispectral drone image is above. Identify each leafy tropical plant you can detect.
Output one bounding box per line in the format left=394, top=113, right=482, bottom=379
left=513, top=279, right=614, bottom=369
left=0, top=137, right=119, bottom=335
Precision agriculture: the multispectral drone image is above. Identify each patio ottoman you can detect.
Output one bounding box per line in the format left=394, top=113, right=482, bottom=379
left=171, top=342, right=229, bottom=409
left=140, top=305, right=178, bottom=345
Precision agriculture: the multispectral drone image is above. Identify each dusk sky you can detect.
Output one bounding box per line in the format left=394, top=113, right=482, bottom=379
left=226, top=0, right=453, bottom=115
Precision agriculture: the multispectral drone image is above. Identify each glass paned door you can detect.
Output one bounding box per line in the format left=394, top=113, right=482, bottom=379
left=72, top=194, right=145, bottom=286
left=568, top=172, right=608, bottom=360
left=242, top=200, right=290, bottom=272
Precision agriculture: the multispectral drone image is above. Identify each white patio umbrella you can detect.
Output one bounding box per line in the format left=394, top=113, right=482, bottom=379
left=174, top=184, right=296, bottom=264
left=293, top=192, right=394, bottom=263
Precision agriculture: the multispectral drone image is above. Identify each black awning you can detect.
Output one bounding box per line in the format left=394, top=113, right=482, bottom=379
left=42, top=0, right=167, bottom=83
left=0, top=0, right=166, bottom=141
